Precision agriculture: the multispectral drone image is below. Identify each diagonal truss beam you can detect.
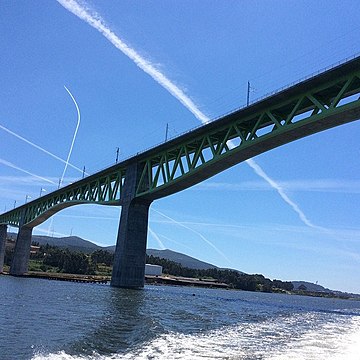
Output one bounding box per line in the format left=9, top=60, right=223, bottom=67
left=136, top=61, right=360, bottom=200
left=0, top=168, right=125, bottom=227
left=1, top=56, right=360, bottom=227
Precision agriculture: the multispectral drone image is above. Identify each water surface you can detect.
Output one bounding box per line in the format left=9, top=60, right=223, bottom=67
left=1, top=275, right=359, bottom=359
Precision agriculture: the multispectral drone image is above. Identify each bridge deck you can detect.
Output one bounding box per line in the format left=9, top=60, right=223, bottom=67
left=1, top=55, right=360, bottom=227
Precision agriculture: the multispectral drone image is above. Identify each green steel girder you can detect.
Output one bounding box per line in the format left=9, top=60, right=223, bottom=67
left=1, top=56, right=360, bottom=228
left=0, top=168, right=125, bottom=228
left=135, top=60, right=360, bottom=200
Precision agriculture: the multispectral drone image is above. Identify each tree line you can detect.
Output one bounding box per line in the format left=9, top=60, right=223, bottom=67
left=5, top=243, right=293, bottom=292
left=31, top=244, right=98, bottom=274
left=146, top=254, right=294, bottom=292
left=5, top=244, right=113, bottom=275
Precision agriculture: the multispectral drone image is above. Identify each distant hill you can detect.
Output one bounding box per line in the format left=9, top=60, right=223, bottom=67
left=10, top=232, right=218, bottom=269
left=291, top=281, right=360, bottom=299
left=106, top=246, right=218, bottom=270
left=9, top=233, right=102, bottom=253
left=32, top=235, right=103, bottom=253
left=104, top=245, right=116, bottom=252
left=8, top=232, right=357, bottom=296
left=292, top=281, right=329, bottom=292
left=146, top=249, right=218, bottom=270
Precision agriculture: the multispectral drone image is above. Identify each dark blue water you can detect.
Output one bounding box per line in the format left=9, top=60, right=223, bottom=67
left=1, top=275, right=359, bottom=359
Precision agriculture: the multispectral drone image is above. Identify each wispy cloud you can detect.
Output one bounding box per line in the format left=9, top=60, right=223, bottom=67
left=152, top=208, right=233, bottom=265
left=57, top=0, right=209, bottom=123
left=0, top=123, right=84, bottom=174
left=47, top=85, right=82, bottom=236
left=280, top=179, right=360, bottom=193
left=157, top=233, right=195, bottom=252
left=59, top=85, right=82, bottom=186
left=152, top=216, right=360, bottom=262
left=0, top=175, right=57, bottom=187
left=0, top=158, right=57, bottom=185
left=58, top=0, right=326, bottom=233
left=56, top=214, right=118, bottom=221
left=148, top=226, right=166, bottom=250
left=245, top=158, right=320, bottom=229
left=196, top=179, right=360, bottom=194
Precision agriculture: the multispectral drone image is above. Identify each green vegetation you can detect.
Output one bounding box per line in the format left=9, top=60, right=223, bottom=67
left=30, top=244, right=96, bottom=274
left=146, top=254, right=294, bottom=292
left=5, top=244, right=292, bottom=292
left=4, top=244, right=114, bottom=275
left=6, top=243, right=293, bottom=292
left=5, top=243, right=359, bottom=299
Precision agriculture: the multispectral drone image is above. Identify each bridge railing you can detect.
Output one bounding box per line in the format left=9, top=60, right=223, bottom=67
left=1, top=54, right=360, bottom=226
left=0, top=166, right=126, bottom=227
left=134, top=57, right=360, bottom=199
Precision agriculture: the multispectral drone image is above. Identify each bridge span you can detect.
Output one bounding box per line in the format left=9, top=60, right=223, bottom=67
left=1, top=56, right=360, bottom=288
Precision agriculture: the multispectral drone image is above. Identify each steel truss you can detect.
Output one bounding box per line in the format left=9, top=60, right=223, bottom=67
left=1, top=57, right=360, bottom=227
left=0, top=168, right=125, bottom=227
left=136, top=65, right=360, bottom=199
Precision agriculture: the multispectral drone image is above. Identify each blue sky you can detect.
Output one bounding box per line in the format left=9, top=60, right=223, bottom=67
left=1, top=1, right=360, bottom=293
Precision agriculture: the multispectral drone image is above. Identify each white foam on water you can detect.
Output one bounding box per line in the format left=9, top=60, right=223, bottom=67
left=32, top=313, right=360, bottom=360
left=266, top=315, right=360, bottom=360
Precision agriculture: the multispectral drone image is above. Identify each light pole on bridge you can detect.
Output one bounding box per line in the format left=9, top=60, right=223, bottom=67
left=165, top=123, right=169, bottom=142
left=247, top=81, right=256, bottom=106
left=115, top=147, right=120, bottom=163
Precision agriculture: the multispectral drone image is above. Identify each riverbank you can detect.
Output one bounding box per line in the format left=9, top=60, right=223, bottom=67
left=1, top=271, right=228, bottom=288
left=145, top=275, right=229, bottom=288
left=2, top=271, right=359, bottom=300
left=1, top=271, right=110, bottom=284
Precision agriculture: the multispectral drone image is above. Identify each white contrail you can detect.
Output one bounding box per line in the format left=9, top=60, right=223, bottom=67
left=148, top=226, right=166, bottom=250
left=245, top=158, right=319, bottom=229
left=0, top=123, right=84, bottom=174
left=48, top=85, right=81, bottom=236
left=58, top=0, right=320, bottom=231
left=244, top=160, right=350, bottom=246
left=56, top=0, right=209, bottom=124
left=59, top=85, right=81, bottom=187
left=152, top=208, right=232, bottom=265
left=0, top=158, right=57, bottom=185
left=159, top=233, right=195, bottom=252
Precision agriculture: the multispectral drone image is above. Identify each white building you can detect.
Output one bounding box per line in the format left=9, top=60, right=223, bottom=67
left=145, top=264, right=162, bottom=276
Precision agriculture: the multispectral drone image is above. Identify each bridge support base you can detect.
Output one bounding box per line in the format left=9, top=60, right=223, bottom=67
left=111, top=198, right=152, bottom=289
left=10, top=226, right=33, bottom=276
left=0, top=225, right=7, bottom=273
left=110, top=161, right=152, bottom=289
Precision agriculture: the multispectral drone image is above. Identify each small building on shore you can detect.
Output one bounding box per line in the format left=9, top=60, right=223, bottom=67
left=145, top=264, right=162, bottom=276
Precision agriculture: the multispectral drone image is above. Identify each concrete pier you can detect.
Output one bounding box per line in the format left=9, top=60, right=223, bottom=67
left=0, top=225, right=7, bottom=273
left=10, top=226, right=33, bottom=275
left=111, top=163, right=152, bottom=289
left=111, top=198, right=151, bottom=288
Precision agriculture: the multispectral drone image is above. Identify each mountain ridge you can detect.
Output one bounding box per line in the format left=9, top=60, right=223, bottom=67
left=9, top=233, right=357, bottom=295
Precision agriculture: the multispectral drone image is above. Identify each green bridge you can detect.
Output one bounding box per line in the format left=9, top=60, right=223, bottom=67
left=1, top=56, right=360, bottom=288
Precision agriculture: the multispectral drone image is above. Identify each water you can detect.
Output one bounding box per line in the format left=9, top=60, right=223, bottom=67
left=1, top=275, right=360, bottom=359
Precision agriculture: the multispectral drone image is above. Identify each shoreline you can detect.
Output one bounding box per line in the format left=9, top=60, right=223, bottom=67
left=1, top=271, right=110, bottom=284
left=0, top=272, right=228, bottom=288
left=1, top=272, right=359, bottom=300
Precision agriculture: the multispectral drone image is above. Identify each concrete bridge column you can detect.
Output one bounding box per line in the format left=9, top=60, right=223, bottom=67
left=0, top=225, right=7, bottom=273
left=111, top=163, right=152, bottom=289
left=10, top=226, right=33, bottom=276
